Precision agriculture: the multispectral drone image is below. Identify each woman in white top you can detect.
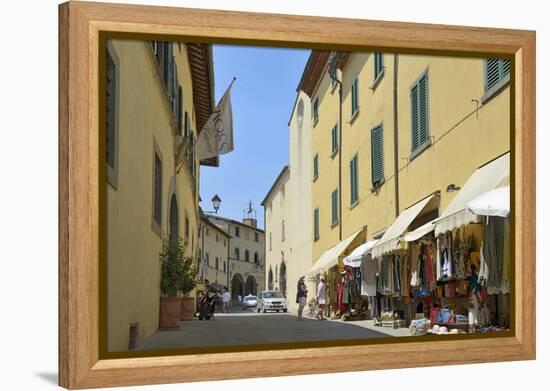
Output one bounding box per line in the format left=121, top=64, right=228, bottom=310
left=317, top=278, right=327, bottom=320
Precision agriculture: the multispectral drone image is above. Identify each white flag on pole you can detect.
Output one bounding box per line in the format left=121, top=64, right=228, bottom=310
left=197, top=79, right=235, bottom=160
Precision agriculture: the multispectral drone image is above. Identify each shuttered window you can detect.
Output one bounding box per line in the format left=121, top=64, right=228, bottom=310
left=106, top=50, right=116, bottom=169
left=350, top=155, right=359, bottom=205
left=313, top=97, right=319, bottom=124
left=351, top=78, right=359, bottom=116
left=374, top=53, right=384, bottom=80
left=331, top=189, right=339, bottom=226
left=331, top=124, right=338, bottom=155
left=410, top=73, right=429, bottom=154
left=177, top=87, right=183, bottom=135
left=313, top=154, right=319, bottom=180
left=314, top=208, right=320, bottom=241
left=184, top=111, right=190, bottom=138
left=154, top=153, right=162, bottom=225
left=485, top=58, right=511, bottom=92
left=371, top=124, right=384, bottom=184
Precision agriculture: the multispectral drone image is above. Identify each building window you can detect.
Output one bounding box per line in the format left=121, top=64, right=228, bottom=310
left=234, top=248, right=240, bottom=260
left=245, top=250, right=250, bottom=262
left=312, top=97, right=319, bottom=124
left=351, top=78, right=359, bottom=116
left=374, top=53, right=384, bottom=80
left=282, top=220, right=286, bottom=241
left=185, top=216, right=190, bottom=239
left=254, top=232, right=259, bottom=242
left=371, top=124, right=384, bottom=185
left=331, top=124, right=338, bottom=156
left=235, top=226, right=240, bottom=237
left=177, top=86, right=183, bottom=136
left=206, top=253, right=210, bottom=267
left=314, top=208, right=320, bottom=241
left=223, top=261, right=226, bottom=272
left=410, top=72, right=429, bottom=154
left=313, top=154, right=319, bottom=180
left=485, top=58, right=511, bottom=92
left=216, top=233, right=219, bottom=242
left=224, top=238, right=226, bottom=247
left=153, top=152, right=162, bottom=226
left=331, top=189, right=339, bottom=226
left=350, top=155, right=359, bottom=205
left=254, top=252, right=259, bottom=264
left=215, top=257, right=219, bottom=270
left=184, top=111, right=191, bottom=138
left=269, top=232, right=272, bottom=251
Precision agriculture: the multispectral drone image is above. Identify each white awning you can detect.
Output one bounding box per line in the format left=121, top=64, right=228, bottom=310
left=467, top=186, right=510, bottom=217
left=403, top=221, right=435, bottom=242
left=371, top=193, right=437, bottom=258
left=306, top=229, right=363, bottom=277
left=343, top=240, right=378, bottom=267
left=434, top=153, right=510, bottom=236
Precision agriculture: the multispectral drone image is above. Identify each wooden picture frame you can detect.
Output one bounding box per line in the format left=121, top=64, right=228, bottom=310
left=59, top=1, right=536, bottom=389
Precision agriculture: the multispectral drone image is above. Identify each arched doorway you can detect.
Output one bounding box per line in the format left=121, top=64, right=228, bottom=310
left=268, top=267, right=273, bottom=290
left=169, top=194, right=179, bottom=241
left=279, top=262, right=287, bottom=298
left=245, top=275, right=257, bottom=296
left=231, top=273, right=244, bottom=300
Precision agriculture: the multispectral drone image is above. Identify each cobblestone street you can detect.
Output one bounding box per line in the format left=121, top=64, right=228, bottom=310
left=137, top=305, right=407, bottom=351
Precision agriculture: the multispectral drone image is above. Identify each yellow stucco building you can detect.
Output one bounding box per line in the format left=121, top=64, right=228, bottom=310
left=298, top=50, right=510, bottom=278
left=105, top=39, right=215, bottom=352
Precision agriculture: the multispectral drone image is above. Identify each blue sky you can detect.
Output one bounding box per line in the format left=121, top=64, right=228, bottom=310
left=199, top=45, right=310, bottom=229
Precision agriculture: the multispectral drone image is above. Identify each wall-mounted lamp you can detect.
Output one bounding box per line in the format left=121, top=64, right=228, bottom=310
left=446, top=184, right=461, bottom=192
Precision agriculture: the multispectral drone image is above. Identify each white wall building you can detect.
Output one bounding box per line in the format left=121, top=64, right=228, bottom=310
left=262, top=90, right=313, bottom=313
left=198, top=214, right=230, bottom=289
left=207, top=212, right=265, bottom=299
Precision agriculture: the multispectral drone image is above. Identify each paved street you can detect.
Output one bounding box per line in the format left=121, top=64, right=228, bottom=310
left=137, top=305, right=406, bottom=350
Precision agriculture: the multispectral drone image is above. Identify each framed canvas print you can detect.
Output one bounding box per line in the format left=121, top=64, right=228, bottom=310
left=58, top=1, right=536, bottom=389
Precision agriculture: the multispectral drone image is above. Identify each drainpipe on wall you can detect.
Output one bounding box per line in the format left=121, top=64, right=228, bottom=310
left=329, top=52, right=343, bottom=241
left=393, top=54, right=400, bottom=218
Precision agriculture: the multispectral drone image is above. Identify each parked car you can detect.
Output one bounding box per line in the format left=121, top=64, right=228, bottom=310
left=257, top=290, right=287, bottom=313
left=242, top=295, right=258, bottom=309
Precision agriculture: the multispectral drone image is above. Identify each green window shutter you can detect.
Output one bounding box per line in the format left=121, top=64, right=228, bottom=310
left=331, top=189, right=338, bottom=225
left=313, top=98, right=319, bottom=123
left=371, top=124, right=384, bottom=184
left=418, top=74, right=428, bottom=146
left=177, top=87, right=183, bottom=135
left=410, top=73, right=429, bottom=153
left=350, top=155, right=358, bottom=205
left=106, top=50, right=116, bottom=169
left=154, top=153, right=162, bottom=225
left=313, top=154, right=318, bottom=179
left=184, top=111, right=190, bottom=138
left=485, top=58, right=501, bottom=91
left=411, top=84, right=419, bottom=152
left=374, top=53, right=383, bottom=79
left=331, top=124, right=338, bottom=153
left=351, top=78, right=358, bottom=115
left=502, top=59, right=511, bottom=77
left=314, top=208, right=320, bottom=240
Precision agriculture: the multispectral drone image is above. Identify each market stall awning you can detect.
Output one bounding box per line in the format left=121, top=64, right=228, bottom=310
left=403, top=221, right=435, bottom=242
left=434, top=152, right=509, bottom=236
left=343, top=240, right=378, bottom=267
left=467, top=186, right=510, bottom=217
left=371, top=193, right=437, bottom=258
left=305, top=229, right=364, bottom=278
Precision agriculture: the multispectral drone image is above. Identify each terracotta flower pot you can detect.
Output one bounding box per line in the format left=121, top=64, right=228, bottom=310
left=159, top=296, right=182, bottom=330
left=180, top=296, right=195, bottom=321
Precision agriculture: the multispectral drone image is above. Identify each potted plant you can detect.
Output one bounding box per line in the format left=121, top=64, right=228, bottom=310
left=179, top=249, right=198, bottom=320
left=159, top=236, right=187, bottom=330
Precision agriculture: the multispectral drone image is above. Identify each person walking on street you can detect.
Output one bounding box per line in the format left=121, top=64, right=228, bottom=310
left=296, top=276, right=308, bottom=321
left=317, top=277, right=327, bottom=320
left=222, top=288, right=231, bottom=313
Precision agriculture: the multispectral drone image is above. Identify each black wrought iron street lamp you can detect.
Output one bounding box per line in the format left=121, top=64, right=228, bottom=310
left=211, top=194, right=221, bottom=213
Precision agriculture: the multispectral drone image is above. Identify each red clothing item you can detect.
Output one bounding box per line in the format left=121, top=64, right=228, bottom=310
left=425, top=245, right=435, bottom=285
left=337, top=281, right=345, bottom=313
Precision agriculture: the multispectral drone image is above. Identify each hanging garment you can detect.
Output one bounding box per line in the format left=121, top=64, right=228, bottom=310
left=337, top=280, right=344, bottom=312
left=436, top=236, right=442, bottom=280
left=424, top=243, right=435, bottom=288
left=410, top=244, right=420, bottom=287
left=485, top=216, right=505, bottom=293
left=342, top=279, right=351, bottom=304
left=479, top=241, right=489, bottom=285
left=364, top=255, right=378, bottom=296
left=350, top=280, right=361, bottom=303
left=500, top=217, right=511, bottom=294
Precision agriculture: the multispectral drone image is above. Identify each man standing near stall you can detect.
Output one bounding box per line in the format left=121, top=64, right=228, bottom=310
left=317, top=277, right=327, bottom=320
